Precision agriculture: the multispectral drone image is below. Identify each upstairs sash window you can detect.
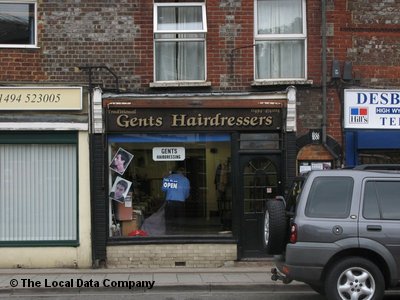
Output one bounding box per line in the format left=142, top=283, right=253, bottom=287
left=255, top=0, right=306, bottom=80
left=154, top=3, right=207, bottom=82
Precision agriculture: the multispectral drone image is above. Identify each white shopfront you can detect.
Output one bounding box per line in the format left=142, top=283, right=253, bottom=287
left=0, top=86, right=92, bottom=268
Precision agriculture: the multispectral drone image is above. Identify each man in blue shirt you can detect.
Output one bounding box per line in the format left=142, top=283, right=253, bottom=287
left=162, top=167, right=190, bottom=234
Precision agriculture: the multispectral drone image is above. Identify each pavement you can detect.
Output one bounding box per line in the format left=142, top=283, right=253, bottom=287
left=0, top=260, right=308, bottom=295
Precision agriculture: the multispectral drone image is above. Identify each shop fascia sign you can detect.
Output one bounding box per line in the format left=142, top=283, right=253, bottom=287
left=344, top=89, right=400, bottom=129
left=153, top=147, right=185, bottom=161
left=0, top=87, right=82, bottom=110
left=106, top=108, right=282, bottom=131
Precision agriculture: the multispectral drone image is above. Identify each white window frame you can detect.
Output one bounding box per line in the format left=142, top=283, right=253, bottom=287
left=0, top=0, right=38, bottom=48
left=153, top=2, right=207, bottom=83
left=254, top=0, right=307, bottom=82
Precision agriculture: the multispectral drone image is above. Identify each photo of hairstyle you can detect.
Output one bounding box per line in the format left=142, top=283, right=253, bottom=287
left=109, top=176, right=132, bottom=203
left=109, top=148, right=134, bottom=175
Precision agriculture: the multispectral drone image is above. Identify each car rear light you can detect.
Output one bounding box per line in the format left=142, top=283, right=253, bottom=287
left=282, top=265, right=290, bottom=275
left=289, top=224, right=297, bottom=243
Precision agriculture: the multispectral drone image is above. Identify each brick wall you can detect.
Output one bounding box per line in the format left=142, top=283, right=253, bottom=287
left=1, top=1, right=398, bottom=88
left=106, top=244, right=237, bottom=268
left=0, top=50, right=46, bottom=82
left=1, top=0, right=399, bottom=151
left=305, top=0, right=400, bottom=145
left=0, top=0, right=323, bottom=91
left=349, top=0, right=400, bottom=25
left=327, top=1, right=400, bottom=88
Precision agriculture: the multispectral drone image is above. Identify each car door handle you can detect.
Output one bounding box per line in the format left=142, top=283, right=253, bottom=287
left=367, top=225, right=382, bottom=231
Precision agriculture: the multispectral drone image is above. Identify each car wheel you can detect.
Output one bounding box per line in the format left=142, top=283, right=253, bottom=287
left=325, top=257, right=384, bottom=300
left=263, top=200, right=287, bottom=254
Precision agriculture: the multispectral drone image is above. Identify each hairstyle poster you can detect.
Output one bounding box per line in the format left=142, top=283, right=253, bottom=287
left=109, top=147, right=134, bottom=175
left=109, top=176, right=132, bottom=203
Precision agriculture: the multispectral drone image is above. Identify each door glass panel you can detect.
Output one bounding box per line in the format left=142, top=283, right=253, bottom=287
left=243, top=157, right=278, bottom=213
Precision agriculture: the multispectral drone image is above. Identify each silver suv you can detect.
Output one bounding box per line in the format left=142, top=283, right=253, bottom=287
left=265, top=168, right=400, bottom=300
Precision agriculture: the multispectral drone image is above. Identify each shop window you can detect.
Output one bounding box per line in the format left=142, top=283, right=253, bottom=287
left=0, top=1, right=37, bottom=48
left=359, top=150, right=400, bottom=164
left=0, top=133, right=78, bottom=245
left=108, top=133, right=232, bottom=238
left=254, top=0, right=306, bottom=81
left=154, top=3, right=207, bottom=82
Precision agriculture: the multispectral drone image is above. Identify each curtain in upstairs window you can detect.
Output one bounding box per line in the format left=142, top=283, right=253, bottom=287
left=255, top=40, right=304, bottom=79
left=255, top=0, right=305, bottom=80
left=156, top=40, right=204, bottom=81
left=257, top=0, right=302, bottom=35
left=155, top=6, right=205, bottom=81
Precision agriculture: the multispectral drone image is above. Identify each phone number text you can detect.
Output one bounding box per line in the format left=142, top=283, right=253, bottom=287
left=0, top=93, right=62, bottom=104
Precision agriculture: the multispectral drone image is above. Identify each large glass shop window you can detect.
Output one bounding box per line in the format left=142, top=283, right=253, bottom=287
left=358, top=150, right=400, bottom=164
left=108, top=133, right=232, bottom=237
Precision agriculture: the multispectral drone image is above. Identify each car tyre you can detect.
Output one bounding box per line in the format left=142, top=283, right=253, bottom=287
left=325, top=257, right=384, bottom=300
left=263, top=200, right=287, bottom=254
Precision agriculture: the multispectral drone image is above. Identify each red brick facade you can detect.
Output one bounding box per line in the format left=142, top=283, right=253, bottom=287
left=1, top=0, right=399, bottom=153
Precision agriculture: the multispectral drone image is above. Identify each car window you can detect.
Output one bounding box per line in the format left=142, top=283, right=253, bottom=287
left=363, top=181, right=400, bottom=220
left=305, top=177, right=353, bottom=218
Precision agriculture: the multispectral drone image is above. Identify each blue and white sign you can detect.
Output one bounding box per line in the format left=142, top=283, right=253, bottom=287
left=344, top=89, right=400, bottom=129
left=162, top=178, right=178, bottom=189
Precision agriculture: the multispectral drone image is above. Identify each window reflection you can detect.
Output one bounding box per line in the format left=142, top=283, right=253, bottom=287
left=0, top=3, right=36, bottom=46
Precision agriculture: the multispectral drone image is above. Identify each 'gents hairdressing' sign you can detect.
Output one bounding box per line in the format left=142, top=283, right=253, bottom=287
left=153, top=147, right=185, bottom=161
left=0, top=87, right=82, bottom=110
left=107, top=108, right=282, bottom=131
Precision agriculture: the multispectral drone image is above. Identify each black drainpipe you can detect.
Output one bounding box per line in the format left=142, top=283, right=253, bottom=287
left=78, top=66, right=120, bottom=267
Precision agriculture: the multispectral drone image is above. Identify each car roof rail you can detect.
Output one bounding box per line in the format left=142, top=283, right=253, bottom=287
left=353, top=164, right=400, bottom=170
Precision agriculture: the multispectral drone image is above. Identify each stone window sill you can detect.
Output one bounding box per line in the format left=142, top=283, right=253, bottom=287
left=251, top=79, right=313, bottom=86
left=150, top=81, right=212, bottom=88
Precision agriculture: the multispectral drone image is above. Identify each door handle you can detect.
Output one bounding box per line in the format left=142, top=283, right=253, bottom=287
left=367, top=225, right=382, bottom=231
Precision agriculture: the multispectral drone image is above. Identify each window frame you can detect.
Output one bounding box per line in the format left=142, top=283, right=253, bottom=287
left=0, top=0, right=38, bottom=49
left=153, top=2, right=207, bottom=83
left=253, top=0, right=307, bottom=82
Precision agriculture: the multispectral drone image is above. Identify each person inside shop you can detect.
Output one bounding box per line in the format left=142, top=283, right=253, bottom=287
left=110, top=149, right=132, bottom=175
left=110, top=179, right=129, bottom=202
left=161, top=166, right=190, bottom=234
